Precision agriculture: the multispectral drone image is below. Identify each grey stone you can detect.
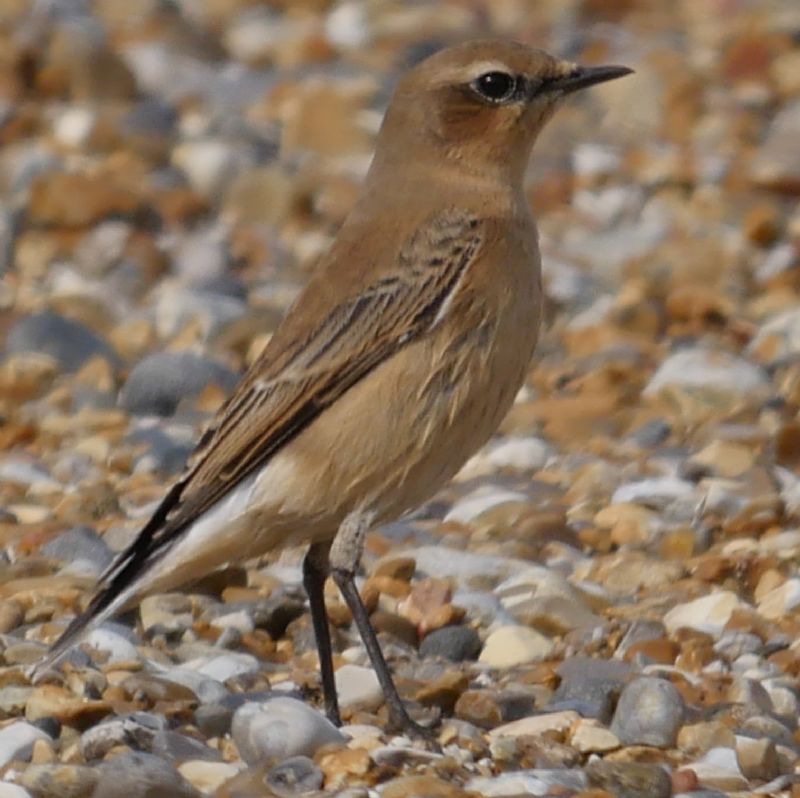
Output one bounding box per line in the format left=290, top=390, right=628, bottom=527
left=154, top=284, right=246, bottom=339
left=403, top=546, right=532, bottom=583
left=714, top=631, right=763, bottom=661
left=92, top=751, right=201, bottom=798
left=611, top=476, right=694, bottom=508
left=265, top=756, right=324, bottom=797
left=610, top=677, right=685, bottom=748
left=628, top=419, right=672, bottom=448
left=127, top=427, right=193, bottom=475
left=231, top=697, right=345, bottom=765
left=150, top=730, right=222, bottom=764
left=550, top=676, right=621, bottom=724
left=80, top=712, right=167, bottom=760
left=643, top=348, right=769, bottom=400
left=195, top=690, right=277, bottom=737
left=0, top=209, right=14, bottom=277
left=173, top=229, right=230, bottom=284
left=0, top=457, right=56, bottom=489
left=84, top=627, right=141, bottom=665
left=41, top=525, right=113, bottom=573
left=0, top=721, right=51, bottom=767
left=5, top=311, right=118, bottom=372
left=74, top=221, right=131, bottom=277
left=249, top=594, right=306, bottom=638
left=186, top=652, right=260, bottom=682
left=0, top=783, right=34, bottom=798
left=122, top=99, right=178, bottom=141
left=419, top=625, right=481, bottom=662
left=120, top=352, right=238, bottom=416
left=586, top=760, right=672, bottom=798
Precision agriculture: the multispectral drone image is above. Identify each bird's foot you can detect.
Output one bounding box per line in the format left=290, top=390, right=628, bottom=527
left=386, top=706, right=440, bottom=746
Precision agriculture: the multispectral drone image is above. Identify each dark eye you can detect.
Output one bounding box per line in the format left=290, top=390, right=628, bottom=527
left=472, top=71, right=517, bottom=103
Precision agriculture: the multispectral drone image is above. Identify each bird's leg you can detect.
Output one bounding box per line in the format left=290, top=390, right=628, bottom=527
left=302, top=541, right=341, bottom=727
left=330, top=512, right=432, bottom=738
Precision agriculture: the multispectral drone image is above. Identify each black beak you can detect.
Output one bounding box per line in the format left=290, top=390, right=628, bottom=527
left=551, top=64, right=633, bottom=95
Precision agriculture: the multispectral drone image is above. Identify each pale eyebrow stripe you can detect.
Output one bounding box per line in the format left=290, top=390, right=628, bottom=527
left=434, top=60, right=513, bottom=85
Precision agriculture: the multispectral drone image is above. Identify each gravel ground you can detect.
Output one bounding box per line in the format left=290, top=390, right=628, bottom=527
left=1, top=1, right=800, bottom=796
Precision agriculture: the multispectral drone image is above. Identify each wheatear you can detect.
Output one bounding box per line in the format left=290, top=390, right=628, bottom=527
left=33, top=40, right=631, bottom=733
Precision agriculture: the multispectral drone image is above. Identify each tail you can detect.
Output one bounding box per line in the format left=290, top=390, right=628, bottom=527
left=30, top=483, right=187, bottom=682
left=29, top=586, right=129, bottom=681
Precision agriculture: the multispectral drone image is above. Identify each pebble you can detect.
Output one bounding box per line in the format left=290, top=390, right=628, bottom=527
left=150, top=730, right=222, bottom=764
left=419, top=625, right=482, bottom=662
left=178, top=761, right=241, bottom=794
left=643, top=348, right=769, bottom=401
left=611, top=476, right=694, bottom=507
left=0, top=686, right=32, bottom=716
left=0, top=600, right=25, bottom=634
left=334, top=664, right=383, bottom=712
left=119, top=352, right=238, bottom=416
left=80, top=712, right=167, bottom=761
left=0, top=788, right=33, bottom=798
left=194, top=691, right=272, bottom=737
left=231, top=697, right=345, bottom=765
left=150, top=667, right=229, bottom=705
left=19, top=764, right=98, bottom=798
left=757, top=578, right=800, bottom=620
left=153, top=284, right=247, bottom=340
left=186, top=652, right=261, bottom=682
left=550, top=673, right=621, bottom=723
left=459, top=436, right=551, bottom=478
left=689, top=747, right=749, bottom=791
left=403, top=547, right=531, bottom=583
left=173, top=229, right=231, bottom=285
left=444, top=486, right=529, bottom=524
left=0, top=722, right=52, bottom=768
left=41, top=525, right=113, bottom=574
left=467, top=769, right=587, bottom=797
left=479, top=625, right=555, bottom=668
left=750, top=99, right=800, bottom=191
left=488, top=710, right=579, bottom=741
left=735, top=734, right=779, bottom=781
left=25, top=684, right=111, bottom=727
left=139, top=593, right=195, bottom=635
left=586, top=760, right=673, bottom=798
left=84, top=627, right=142, bottom=665
left=92, top=751, right=202, bottom=798
left=570, top=719, right=620, bottom=753
left=263, top=756, right=324, bottom=797
left=677, top=721, right=735, bottom=756
left=610, top=677, right=685, bottom=748
left=127, top=426, right=194, bottom=475
left=381, top=774, right=469, bottom=798
left=5, top=311, right=118, bottom=372
left=663, top=591, right=744, bottom=638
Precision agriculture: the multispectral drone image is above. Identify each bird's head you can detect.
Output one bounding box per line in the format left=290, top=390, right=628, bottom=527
left=373, top=39, right=632, bottom=187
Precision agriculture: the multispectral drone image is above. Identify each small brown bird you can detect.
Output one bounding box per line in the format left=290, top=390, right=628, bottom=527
left=33, top=40, right=630, bottom=733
